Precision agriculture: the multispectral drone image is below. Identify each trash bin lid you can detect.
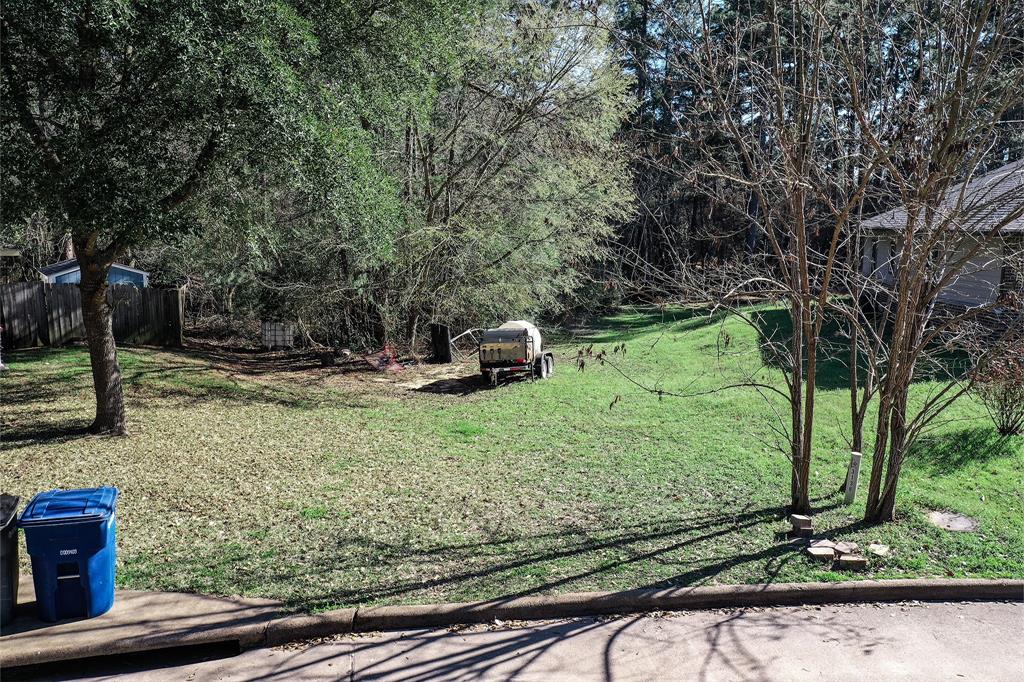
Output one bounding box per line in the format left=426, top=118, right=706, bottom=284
left=1, top=494, right=19, bottom=530
left=19, top=487, right=119, bottom=527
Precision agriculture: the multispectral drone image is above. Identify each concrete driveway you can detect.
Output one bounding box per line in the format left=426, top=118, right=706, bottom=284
left=14, top=600, right=1024, bottom=681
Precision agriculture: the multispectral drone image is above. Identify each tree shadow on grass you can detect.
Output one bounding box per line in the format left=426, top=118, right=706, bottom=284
left=750, top=307, right=972, bottom=392
left=414, top=374, right=491, bottom=396
left=0, top=416, right=92, bottom=448
left=5, top=347, right=372, bottom=423
left=569, top=306, right=728, bottom=346
left=153, top=499, right=842, bottom=613
left=2, top=373, right=353, bottom=454
left=157, top=342, right=375, bottom=380
left=122, top=367, right=341, bottom=410
left=751, top=307, right=859, bottom=392
left=1, top=364, right=91, bottom=405
left=909, top=427, right=1022, bottom=474
left=570, top=305, right=857, bottom=392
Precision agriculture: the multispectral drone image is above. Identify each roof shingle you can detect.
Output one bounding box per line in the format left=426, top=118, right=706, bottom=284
left=861, top=159, right=1024, bottom=234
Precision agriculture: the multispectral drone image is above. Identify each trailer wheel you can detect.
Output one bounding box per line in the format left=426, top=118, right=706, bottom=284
left=539, top=355, right=552, bottom=379
left=546, top=354, right=554, bottom=377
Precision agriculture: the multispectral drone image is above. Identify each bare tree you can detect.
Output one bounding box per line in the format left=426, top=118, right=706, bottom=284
left=615, top=0, right=887, bottom=514
left=822, top=0, right=1024, bottom=522
left=604, top=0, right=1021, bottom=522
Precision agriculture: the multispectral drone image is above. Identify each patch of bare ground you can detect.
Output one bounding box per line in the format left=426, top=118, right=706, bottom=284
left=173, top=339, right=487, bottom=399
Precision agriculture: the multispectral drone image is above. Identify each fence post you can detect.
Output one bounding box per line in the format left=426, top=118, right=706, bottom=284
left=173, top=288, right=184, bottom=346
left=31, top=282, right=47, bottom=347
left=45, top=283, right=55, bottom=346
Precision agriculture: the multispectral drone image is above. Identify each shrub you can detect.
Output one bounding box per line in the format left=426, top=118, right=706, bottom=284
left=972, top=339, right=1024, bottom=436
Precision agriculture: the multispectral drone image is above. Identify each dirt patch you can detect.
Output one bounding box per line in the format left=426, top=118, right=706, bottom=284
left=927, top=510, right=979, bottom=532
left=180, top=341, right=356, bottom=377
left=171, top=340, right=485, bottom=398
left=400, top=362, right=484, bottom=393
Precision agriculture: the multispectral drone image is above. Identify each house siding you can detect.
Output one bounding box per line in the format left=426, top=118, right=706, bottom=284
left=939, top=245, right=1002, bottom=306
left=861, top=232, right=1008, bottom=307
left=861, top=234, right=896, bottom=284
left=44, top=265, right=147, bottom=287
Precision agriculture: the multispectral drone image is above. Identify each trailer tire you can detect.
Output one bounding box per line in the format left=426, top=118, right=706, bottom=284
left=546, top=354, right=554, bottom=377
left=539, top=354, right=552, bottom=379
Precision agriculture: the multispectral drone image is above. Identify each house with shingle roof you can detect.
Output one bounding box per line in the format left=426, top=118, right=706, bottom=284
left=860, top=160, right=1023, bottom=307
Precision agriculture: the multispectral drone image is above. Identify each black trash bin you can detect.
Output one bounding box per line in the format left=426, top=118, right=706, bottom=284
left=1, top=493, right=20, bottom=630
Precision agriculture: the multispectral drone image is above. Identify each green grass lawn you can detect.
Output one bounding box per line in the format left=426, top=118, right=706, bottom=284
left=2, top=307, right=1021, bottom=611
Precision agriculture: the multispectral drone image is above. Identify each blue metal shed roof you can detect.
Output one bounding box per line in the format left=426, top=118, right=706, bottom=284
left=38, top=258, right=79, bottom=276
left=38, top=259, right=149, bottom=277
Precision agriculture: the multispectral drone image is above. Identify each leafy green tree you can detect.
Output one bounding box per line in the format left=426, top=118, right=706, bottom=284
left=372, top=1, right=633, bottom=341
left=140, top=1, right=633, bottom=349
left=1, top=0, right=466, bottom=433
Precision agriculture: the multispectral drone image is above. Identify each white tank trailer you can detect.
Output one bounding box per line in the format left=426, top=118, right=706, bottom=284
left=478, top=321, right=554, bottom=386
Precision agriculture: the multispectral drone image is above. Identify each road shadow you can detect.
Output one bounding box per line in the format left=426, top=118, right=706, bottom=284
left=3, top=641, right=242, bottom=681
left=1, top=585, right=279, bottom=680
left=96, top=603, right=892, bottom=681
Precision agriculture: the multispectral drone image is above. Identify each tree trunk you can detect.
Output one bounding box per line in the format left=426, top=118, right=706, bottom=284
left=868, top=453, right=902, bottom=523
left=864, top=393, right=890, bottom=513
left=799, top=292, right=818, bottom=513
left=866, top=439, right=903, bottom=523
left=77, top=247, right=127, bottom=435
left=790, top=296, right=811, bottom=514
left=850, top=412, right=864, bottom=454
left=866, top=384, right=910, bottom=522
left=407, top=312, right=420, bottom=352
left=848, top=289, right=864, bottom=455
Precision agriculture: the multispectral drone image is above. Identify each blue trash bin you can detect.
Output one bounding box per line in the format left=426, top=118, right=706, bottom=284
left=19, top=487, right=119, bottom=622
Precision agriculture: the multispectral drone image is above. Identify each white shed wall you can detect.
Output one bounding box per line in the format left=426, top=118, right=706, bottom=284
left=861, top=233, right=1004, bottom=306
left=939, top=246, right=1002, bottom=305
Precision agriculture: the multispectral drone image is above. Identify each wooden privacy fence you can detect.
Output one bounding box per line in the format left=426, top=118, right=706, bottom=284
left=0, top=283, right=183, bottom=350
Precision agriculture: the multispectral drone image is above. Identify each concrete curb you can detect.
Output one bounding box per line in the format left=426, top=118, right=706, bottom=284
left=333, top=578, right=1024, bottom=638
left=3, top=579, right=1021, bottom=668
left=265, top=610, right=357, bottom=647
